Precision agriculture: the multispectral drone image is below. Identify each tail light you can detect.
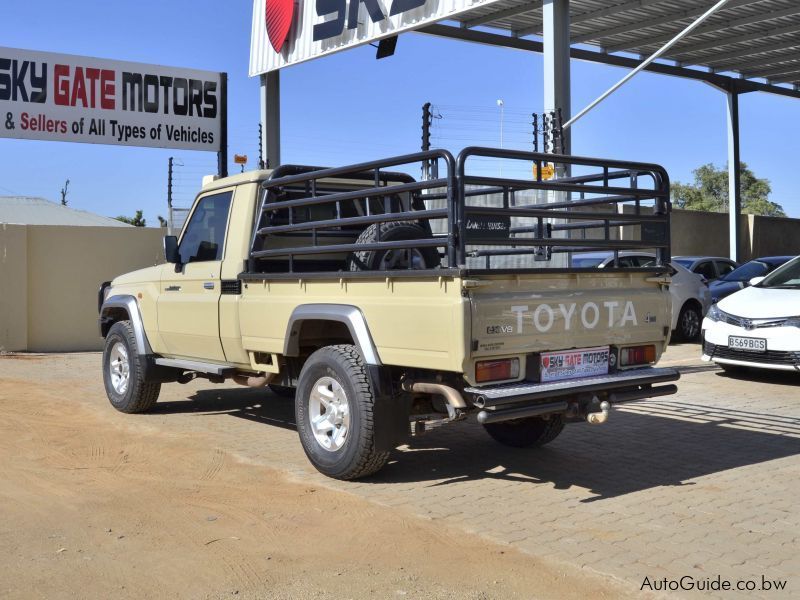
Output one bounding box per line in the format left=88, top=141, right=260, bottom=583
left=619, top=345, right=656, bottom=367
left=475, top=358, right=520, bottom=383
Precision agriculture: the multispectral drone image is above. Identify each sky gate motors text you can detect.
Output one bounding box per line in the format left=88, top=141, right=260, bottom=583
left=0, top=58, right=218, bottom=119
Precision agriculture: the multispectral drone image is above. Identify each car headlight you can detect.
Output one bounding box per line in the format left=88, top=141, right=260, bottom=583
left=706, top=304, right=721, bottom=322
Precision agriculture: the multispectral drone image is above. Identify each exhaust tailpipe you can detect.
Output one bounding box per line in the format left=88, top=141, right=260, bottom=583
left=402, top=380, right=466, bottom=419
left=233, top=373, right=275, bottom=388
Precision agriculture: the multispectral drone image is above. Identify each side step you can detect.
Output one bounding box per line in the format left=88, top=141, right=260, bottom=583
left=154, top=357, right=237, bottom=376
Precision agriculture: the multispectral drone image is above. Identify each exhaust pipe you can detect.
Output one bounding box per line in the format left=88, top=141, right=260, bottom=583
left=402, top=380, right=467, bottom=419
left=233, top=373, right=275, bottom=388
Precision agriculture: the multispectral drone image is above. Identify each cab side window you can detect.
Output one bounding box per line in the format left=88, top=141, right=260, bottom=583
left=716, top=261, right=736, bottom=277
left=179, top=192, right=233, bottom=264
left=695, top=261, right=716, bottom=280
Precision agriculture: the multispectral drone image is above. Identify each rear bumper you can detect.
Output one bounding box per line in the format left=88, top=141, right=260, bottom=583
left=463, top=367, right=680, bottom=424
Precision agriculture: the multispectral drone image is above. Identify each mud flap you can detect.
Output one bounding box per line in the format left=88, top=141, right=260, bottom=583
left=366, top=365, right=410, bottom=452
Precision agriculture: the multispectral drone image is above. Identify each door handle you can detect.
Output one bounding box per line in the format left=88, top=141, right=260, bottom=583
left=204, top=282, right=215, bottom=290
left=165, top=285, right=181, bottom=292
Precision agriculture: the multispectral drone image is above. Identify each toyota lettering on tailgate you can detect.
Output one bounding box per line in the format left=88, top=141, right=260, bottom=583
left=509, top=301, right=638, bottom=334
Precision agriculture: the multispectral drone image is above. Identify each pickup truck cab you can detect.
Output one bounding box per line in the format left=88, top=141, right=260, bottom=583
left=99, top=148, right=680, bottom=480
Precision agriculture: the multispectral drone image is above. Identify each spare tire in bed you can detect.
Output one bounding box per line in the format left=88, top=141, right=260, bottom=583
left=348, top=222, right=441, bottom=271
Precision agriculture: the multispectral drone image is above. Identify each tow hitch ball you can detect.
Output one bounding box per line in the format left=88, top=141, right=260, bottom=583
left=586, top=397, right=611, bottom=425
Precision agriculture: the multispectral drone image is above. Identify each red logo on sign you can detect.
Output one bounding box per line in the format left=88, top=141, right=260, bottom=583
left=265, top=0, right=295, bottom=53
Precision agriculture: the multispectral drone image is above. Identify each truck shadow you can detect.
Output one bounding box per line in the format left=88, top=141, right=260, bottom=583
left=153, top=390, right=800, bottom=502
left=152, top=387, right=298, bottom=432
left=715, top=368, right=800, bottom=388
left=375, top=400, right=800, bottom=500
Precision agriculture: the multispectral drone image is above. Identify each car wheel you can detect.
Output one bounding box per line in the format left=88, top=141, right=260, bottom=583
left=295, top=345, right=390, bottom=480
left=102, top=320, right=160, bottom=413
left=676, top=303, right=702, bottom=342
left=348, top=222, right=441, bottom=271
left=483, top=415, right=565, bottom=448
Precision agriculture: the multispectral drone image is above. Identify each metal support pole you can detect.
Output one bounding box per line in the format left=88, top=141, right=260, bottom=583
left=167, top=157, right=174, bottom=234
left=727, top=89, right=742, bottom=262
left=543, top=0, right=571, bottom=157
left=421, top=102, right=431, bottom=180
left=260, top=71, right=281, bottom=169
left=258, top=123, right=264, bottom=170
left=217, top=73, right=228, bottom=178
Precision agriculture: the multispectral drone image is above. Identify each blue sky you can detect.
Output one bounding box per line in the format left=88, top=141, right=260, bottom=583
left=2, top=0, right=799, bottom=224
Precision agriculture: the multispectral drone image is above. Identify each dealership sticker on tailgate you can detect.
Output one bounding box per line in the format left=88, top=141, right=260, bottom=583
left=540, top=346, right=610, bottom=383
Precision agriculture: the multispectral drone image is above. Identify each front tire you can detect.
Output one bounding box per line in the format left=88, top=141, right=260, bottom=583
left=676, top=302, right=702, bottom=342
left=483, top=415, right=565, bottom=448
left=295, top=345, right=390, bottom=480
left=102, top=321, right=160, bottom=413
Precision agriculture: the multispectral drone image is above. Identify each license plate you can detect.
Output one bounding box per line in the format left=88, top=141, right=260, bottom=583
left=540, top=346, right=610, bottom=383
left=728, top=336, right=766, bottom=352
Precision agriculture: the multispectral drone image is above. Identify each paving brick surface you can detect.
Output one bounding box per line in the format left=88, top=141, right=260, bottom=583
left=3, top=344, right=798, bottom=597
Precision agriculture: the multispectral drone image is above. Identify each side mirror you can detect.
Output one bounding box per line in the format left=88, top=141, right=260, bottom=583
left=748, top=276, right=765, bottom=286
left=163, top=235, right=180, bottom=264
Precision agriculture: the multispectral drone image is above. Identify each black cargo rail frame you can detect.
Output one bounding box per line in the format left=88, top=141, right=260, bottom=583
left=246, top=147, right=671, bottom=276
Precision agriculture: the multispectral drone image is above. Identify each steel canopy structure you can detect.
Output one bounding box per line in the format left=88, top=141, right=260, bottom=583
left=255, top=0, right=800, bottom=261
left=440, top=0, right=800, bottom=95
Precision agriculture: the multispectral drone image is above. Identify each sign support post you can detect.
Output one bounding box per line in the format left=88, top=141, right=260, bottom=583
left=218, top=72, right=228, bottom=178
left=260, top=71, right=281, bottom=168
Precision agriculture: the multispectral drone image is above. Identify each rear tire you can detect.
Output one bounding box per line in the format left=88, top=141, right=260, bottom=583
left=102, top=321, right=160, bottom=414
left=348, top=222, right=441, bottom=271
left=483, top=415, right=565, bottom=448
left=295, top=345, right=390, bottom=480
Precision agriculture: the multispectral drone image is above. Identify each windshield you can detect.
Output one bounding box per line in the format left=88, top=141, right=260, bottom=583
left=673, top=258, right=694, bottom=269
left=720, top=260, right=768, bottom=282
left=572, top=257, right=606, bottom=268
left=759, top=257, right=800, bottom=289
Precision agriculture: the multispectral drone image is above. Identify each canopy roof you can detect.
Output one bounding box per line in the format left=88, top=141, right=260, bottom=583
left=435, top=0, right=800, bottom=98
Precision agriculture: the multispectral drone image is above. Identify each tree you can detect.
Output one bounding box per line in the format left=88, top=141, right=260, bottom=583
left=671, top=163, right=785, bottom=217
left=60, top=179, right=70, bottom=206
left=115, top=210, right=146, bottom=227
left=157, top=215, right=168, bottom=228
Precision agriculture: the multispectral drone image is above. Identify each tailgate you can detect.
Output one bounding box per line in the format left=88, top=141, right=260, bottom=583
left=470, top=272, right=670, bottom=357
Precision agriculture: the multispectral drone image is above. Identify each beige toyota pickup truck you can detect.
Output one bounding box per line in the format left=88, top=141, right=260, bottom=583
left=99, top=147, right=679, bottom=480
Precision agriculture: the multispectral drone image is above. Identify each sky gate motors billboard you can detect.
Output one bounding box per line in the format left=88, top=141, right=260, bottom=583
left=0, top=47, right=223, bottom=152
left=249, top=0, right=503, bottom=75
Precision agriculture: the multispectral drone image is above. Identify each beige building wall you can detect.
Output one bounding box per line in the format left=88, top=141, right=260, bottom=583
left=1, top=225, right=164, bottom=352
left=0, top=224, right=29, bottom=351
left=748, top=214, right=800, bottom=258
left=670, top=210, right=800, bottom=260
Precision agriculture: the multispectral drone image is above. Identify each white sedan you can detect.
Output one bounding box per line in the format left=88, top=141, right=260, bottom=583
left=702, top=255, right=800, bottom=373
left=589, top=253, right=711, bottom=341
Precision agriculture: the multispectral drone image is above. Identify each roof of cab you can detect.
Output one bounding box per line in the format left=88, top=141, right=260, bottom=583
left=201, top=169, right=274, bottom=193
